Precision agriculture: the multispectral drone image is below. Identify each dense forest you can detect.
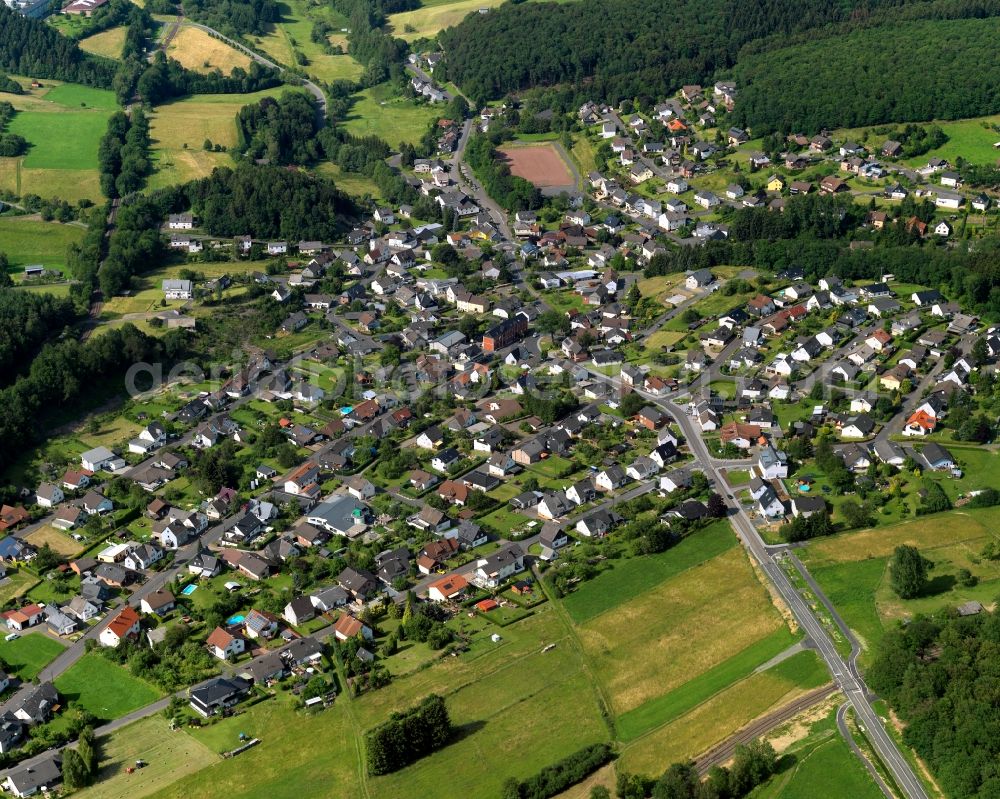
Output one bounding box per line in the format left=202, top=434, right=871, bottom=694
left=0, top=323, right=175, bottom=476
left=0, top=72, right=22, bottom=94
left=0, top=6, right=116, bottom=88
left=731, top=16, right=1000, bottom=133
left=0, top=290, right=78, bottom=387
left=183, top=0, right=279, bottom=37
left=183, top=163, right=355, bottom=240
left=868, top=611, right=1000, bottom=799
left=438, top=0, right=917, bottom=104
left=236, top=92, right=321, bottom=165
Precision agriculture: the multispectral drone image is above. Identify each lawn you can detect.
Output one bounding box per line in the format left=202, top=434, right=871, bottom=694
left=154, top=607, right=608, bottom=799
left=55, top=654, right=164, bottom=721
left=0, top=568, right=39, bottom=605
left=562, top=520, right=736, bottom=624
left=342, top=83, right=440, bottom=149
left=315, top=161, right=383, bottom=199
left=0, top=217, right=86, bottom=273
left=8, top=108, right=111, bottom=169
left=0, top=634, right=66, bottom=680
left=73, top=716, right=220, bottom=799
left=577, top=543, right=790, bottom=716
left=387, top=0, right=507, bottom=40
left=78, top=25, right=128, bottom=59
left=165, top=25, right=252, bottom=74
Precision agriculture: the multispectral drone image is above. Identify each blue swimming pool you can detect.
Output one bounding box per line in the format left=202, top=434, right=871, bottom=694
left=181, top=584, right=197, bottom=596
left=226, top=613, right=246, bottom=625
left=340, top=406, right=353, bottom=415
left=798, top=484, right=812, bottom=493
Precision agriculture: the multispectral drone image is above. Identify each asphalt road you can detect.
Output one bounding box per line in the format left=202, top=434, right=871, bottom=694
left=583, top=369, right=928, bottom=799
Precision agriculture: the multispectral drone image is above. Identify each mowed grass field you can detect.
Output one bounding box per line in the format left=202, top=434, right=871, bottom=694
left=165, top=25, right=252, bottom=74
left=342, top=83, right=440, bottom=149
left=251, top=0, right=362, bottom=83
left=78, top=25, right=128, bottom=59
left=576, top=543, right=790, bottom=716
left=55, top=653, right=164, bottom=721
left=74, top=716, right=220, bottom=799
left=147, top=87, right=295, bottom=187
left=24, top=525, right=86, bottom=557
left=0, top=633, right=66, bottom=680
left=0, top=217, right=86, bottom=273
left=801, top=508, right=1000, bottom=654
left=0, top=80, right=117, bottom=201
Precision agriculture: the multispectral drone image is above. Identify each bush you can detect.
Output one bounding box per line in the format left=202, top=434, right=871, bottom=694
left=505, top=743, right=613, bottom=799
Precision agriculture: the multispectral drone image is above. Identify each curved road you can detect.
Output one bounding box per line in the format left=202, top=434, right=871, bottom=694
left=158, top=19, right=327, bottom=124
left=838, top=702, right=896, bottom=799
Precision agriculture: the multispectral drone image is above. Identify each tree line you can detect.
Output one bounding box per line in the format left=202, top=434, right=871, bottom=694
left=0, top=100, right=26, bottom=157
left=501, top=743, right=613, bottom=799
left=330, top=0, right=412, bottom=86
left=98, top=108, right=151, bottom=199
left=182, top=0, right=279, bottom=38
left=364, top=693, right=453, bottom=775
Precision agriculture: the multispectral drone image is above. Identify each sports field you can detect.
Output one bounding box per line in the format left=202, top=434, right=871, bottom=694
left=498, top=142, right=575, bottom=189
left=0, top=217, right=86, bottom=273
left=0, top=81, right=116, bottom=201
left=165, top=25, right=252, bottom=74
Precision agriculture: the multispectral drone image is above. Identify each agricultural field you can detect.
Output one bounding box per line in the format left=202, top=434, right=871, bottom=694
left=250, top=0, right=363, bottom=83
left=801, top=509, right=1000, bottom=655
left=576, top=544, right=790, bottom=717
left=73, top=716, right=221, bottom=799
left=0, top=633, right=66, bottom=680
left=618, top=651, right=829, bottom=775
left=387, top=0, right=507, bottom=41
left=0, top=81, right=116, bottom=202
left=341, top=83, right=440, bottom=149
left=165, top=26, right=252, bottom=74
left=146, top=87, right=295, bottom=187
left=54, top=653, right=164, bottom=721
left=0, top=217, right=86, bottom=274
left=78, top=25, right=128, bottom=59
